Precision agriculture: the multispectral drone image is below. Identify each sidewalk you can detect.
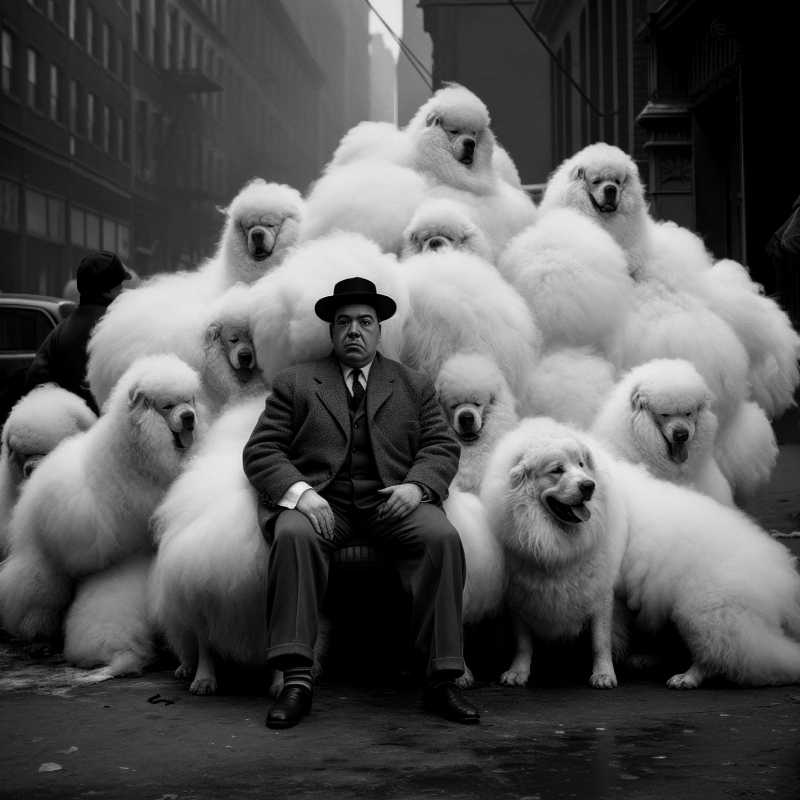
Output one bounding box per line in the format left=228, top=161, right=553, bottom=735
left=1, top=447, right=799, bottom=800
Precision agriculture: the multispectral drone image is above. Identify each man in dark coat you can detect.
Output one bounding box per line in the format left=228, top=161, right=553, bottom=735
left=243, top=277, right=479, bottom=728
left=24, top=251, right=131, bottom=414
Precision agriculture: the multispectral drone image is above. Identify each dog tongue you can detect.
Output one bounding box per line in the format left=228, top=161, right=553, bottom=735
left=177, top=429, right=194, bottom=450
left=571, top=503, right=591, bottom=522
left=669, top=441, right=688, bottom=463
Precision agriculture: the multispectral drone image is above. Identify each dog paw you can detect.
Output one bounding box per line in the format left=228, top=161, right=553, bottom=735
left=189, top=677, right=217, bottom=696
left=667, top=672, right=700, bottom=689
left=589, top=672, right=617, bottom=689
left=499, top=670, right=529, bottom=686
left=75, top=669, right=115, bottom=685
left=455, top=666, right=474, bottom=689
left=174, top=664, right=194, bottom=680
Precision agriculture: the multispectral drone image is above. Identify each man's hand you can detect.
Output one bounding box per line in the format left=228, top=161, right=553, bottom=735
left=377, top=483, right=423, bottom=521
left=296, top=488, right=335, bottom=539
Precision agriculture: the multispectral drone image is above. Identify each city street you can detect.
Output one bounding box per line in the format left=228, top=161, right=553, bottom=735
left=1, top=445, right=798, bottom=800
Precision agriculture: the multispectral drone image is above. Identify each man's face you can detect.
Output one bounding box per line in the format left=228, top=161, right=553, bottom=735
left=330, top=303, right=381, bottom=368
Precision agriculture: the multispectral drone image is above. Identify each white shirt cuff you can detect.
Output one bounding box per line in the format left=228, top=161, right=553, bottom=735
left=277, top=481, right=313, bottom=509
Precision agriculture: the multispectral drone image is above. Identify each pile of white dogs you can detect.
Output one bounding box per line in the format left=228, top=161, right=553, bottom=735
left=2, top=84, right=800, bottom=694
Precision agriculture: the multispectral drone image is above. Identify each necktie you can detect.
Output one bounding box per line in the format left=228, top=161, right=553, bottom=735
left=350, top=368, right=364, bottom=409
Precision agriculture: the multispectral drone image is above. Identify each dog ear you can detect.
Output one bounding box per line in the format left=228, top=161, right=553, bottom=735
left=204, top=323, right=222, bottom=347
left=509, top=461, right=528, bottom=488
left=128, top=384, right=149, bottom=410
left=571, top=165, right=584, bottom=181
left=583, top=448, right=595, bottom=470
left=630, top=387, right=645, bottom=411
left=425, top=112, right=441, bottom=128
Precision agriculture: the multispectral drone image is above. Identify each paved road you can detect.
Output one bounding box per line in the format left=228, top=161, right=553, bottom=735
left=1, top=446, right=799, bottom=800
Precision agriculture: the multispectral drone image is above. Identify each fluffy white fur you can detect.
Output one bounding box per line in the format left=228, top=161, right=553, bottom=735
left=480, top=417, right=628, bottom=689
left=498, top=208, right=634, bottom=354
left=615, top=457, right=800, bottom=688
left=697, top=259, right=800, bottom=419
left=539, top=143, right=651, bottom=277
left=442, top=488, right=506, bottom=688
left=399, top=250, right=541, bottom=397
left=0, top=386, right=96, bottom=556
left=591, top=359, right=733, bottom=505
left=0, top=355, right=205, bottom=641
left=87, top=180, right=300, bottom=407
left=522, top=347, right=617, bottom=429
left=401, top=198, right=493, bottom=262
left=151, top=396, right=326, bottom=697
left=63, top=553, right=155, bottom=682
left=248, top=233, right=409, bottom=386
left=302, top=84, right=535, bottom=260
left=434, top=353, right=520, bottom=493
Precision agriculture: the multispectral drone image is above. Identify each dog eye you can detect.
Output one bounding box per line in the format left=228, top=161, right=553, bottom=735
left=578, top=461, right=584, bottom=468
left=614, top=179, right=621, bottom=185
left=550, top=466, right=564, bottom=475
left=592, top=179, right=601, bottom=185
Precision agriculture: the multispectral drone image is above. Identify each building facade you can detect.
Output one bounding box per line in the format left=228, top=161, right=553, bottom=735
left=0, top=0, right=370, bottom=295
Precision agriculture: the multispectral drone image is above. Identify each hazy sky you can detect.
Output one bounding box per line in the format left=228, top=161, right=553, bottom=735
left=368, top=0, right=403, bottom=61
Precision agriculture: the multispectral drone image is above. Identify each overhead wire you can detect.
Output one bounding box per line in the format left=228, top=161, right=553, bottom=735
left=363, top=0, right=434, bottom=92
left=504, top=0, right=616, bottom=118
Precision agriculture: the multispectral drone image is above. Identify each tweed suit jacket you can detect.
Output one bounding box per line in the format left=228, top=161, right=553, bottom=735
left=243, top=350, right=460, bottom=529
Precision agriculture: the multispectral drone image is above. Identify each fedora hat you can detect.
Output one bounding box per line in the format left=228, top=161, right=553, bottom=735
left=314, top=276, right=397, bottom=322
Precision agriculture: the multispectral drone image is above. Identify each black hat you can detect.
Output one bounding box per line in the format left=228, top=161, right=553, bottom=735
left=76, top=251, right=132, bottom=295
left=314, top=277, right=397, bottom=322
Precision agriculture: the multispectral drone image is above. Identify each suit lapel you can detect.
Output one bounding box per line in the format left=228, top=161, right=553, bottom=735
left=314, top=352, right=350, bottom=437
left=366, top=351, right=395, bottom=420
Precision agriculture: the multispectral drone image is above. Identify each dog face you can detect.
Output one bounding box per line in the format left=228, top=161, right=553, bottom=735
left=128, top=385, right=197, bottom=453
left=574, top=163, right=628, bottom=214
left=441, top=389, right=491, bottom=444
left=631, top=389, right=700, bottom=465
left=510, top=440, right=596, bottom=527
left=204, top=322, right=258, bottom=383
left=237, top=210, right=290, bottom=262
left=425, top=112, right=479, bottom=166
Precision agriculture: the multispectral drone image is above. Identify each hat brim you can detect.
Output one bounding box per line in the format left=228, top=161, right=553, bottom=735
left=315, top=292, right=396, bottom=323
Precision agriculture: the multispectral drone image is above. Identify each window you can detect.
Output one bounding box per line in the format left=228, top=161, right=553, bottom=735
left=70, top=205, right=85, bottom=245
left=0, top=307, right=54, bottom=353
left=135, top=99, right=148, bottom=177
left=102, top=21, right=111, bottom=69
left=69, top=77, right=80, bottom=133
left=102, top=217, right=116, bottom=251
left=0, top=178, right=20, bottom=231
left=116, top=35, right=125, bottom=80
left=2, top=28, right=17, bottom=96
left=25, top=190, right=65, bottom=241
left=102, top=104, right=110, bottom=152
left=181, top=21, right=191, bottom=69
left=117, top=223, right=129, bottom=259
left=85, top=211, right=100, bottom=249
left=49, top=63, right=63, bottom=122
left=86, top=91, right=95, bottom=142
left=86, top=5, right=97, bottom=58
left=68, top=0, right=76, bottom=40
left=48, top=0, right=65, bottom=28
left=27, top=47, right=40, bottom=109
left=152, top=0, right=162, bottom=65
left=117, top=114, right=128, bottom=161
left=134, top=0, right=145, bottom=55
left=167, top=7, right=178, bottom=69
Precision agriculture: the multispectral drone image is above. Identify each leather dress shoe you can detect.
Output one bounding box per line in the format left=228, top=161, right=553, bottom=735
left=423, top=682, right=480, bottom=724
left=266, top=685, right=313, bottom=729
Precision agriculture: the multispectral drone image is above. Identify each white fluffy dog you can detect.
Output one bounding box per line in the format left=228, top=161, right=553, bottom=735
left=0, top=386, right=97, bottom=556
left=63, top=553, right=155, bottom=681
left=151, top=396, right=326, bottom=697
left=480, top=418, right=628, bottom=689
left=302, top=84, right=535, bottom=260
left=591, top=359, right=733, bottom=505
left=498, top=208, right=634, bottom=354
left=0, top=355, right=204, bottom=641
left=86, top=180, right=300, bottom=407
left=615, top=457, right=800, bottom=688
left=399, top=250, right=541, bottom=397
left=434, top=353, right=519, bottom=493
left=248, top=233, right=409, bottom=386
left=401, top=198, right=493, bottom=262
left=539, top=143, right=651, bottom=277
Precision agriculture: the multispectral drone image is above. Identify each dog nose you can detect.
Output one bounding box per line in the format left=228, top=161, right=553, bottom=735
left=180, top=410, right=195, bottom=431
left=604, top=184, right=617, bottom=198
left=238, top=349, right=252, bottom=367
left=579, top=479, right=595, bottom=500
left=673, top=428, right=689, bottom=443
left=251, top=230, right=264, bottom=244
left=463, top=138, right=475, bottom=153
